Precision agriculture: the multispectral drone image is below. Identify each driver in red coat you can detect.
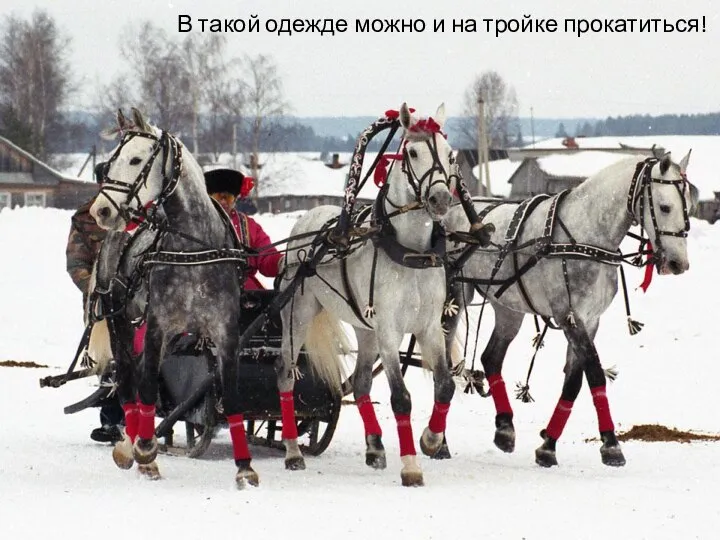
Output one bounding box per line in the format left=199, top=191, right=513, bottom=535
left=204, top=168, right=284, bottom=289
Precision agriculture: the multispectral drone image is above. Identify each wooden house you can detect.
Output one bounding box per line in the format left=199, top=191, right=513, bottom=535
left=0, top=136, right=97, bottom=210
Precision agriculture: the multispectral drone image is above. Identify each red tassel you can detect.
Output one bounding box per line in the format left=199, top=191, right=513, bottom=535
left=639, top=240, right=654, bottom=293
left=384, top=108, right=415, bottom=119
left=373, top=154, right=402, bottom=187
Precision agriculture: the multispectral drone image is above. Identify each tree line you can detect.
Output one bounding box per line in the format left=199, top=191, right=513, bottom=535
left=556, top=113, right=720, bottom=139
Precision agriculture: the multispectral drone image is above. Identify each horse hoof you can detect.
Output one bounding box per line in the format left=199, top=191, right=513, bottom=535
left=133, top=436, right=158, bottom=465
left=366, top=452, right=387, bottom=469
left=236, top=467, right=260, bottom=489
left=284, top=456, right=306, bottom=471
left=430, top=437, right=452, bottom=460
left=535, top=431, right=558, bottom=467
left=137, top=462, right=161, bottom=480
left=535, top=447, right=558, bottom=467
left=600, top=431, right=626, bottom=467
left=400, top=469, right=424, bottom=487
left=494, top=415, right=516, bottom=453
left=365, top=434, right=387, bottom=469
left=419, top=427, right=443, bottom=457
left=400, top=455, right=424, bottom=487
left=112, top=434, right=135, bottom=470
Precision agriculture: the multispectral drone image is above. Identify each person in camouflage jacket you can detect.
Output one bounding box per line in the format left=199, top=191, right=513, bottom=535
left=65, top=162, right=124, bottom=443
left=66, top=196, right=107, bottom=303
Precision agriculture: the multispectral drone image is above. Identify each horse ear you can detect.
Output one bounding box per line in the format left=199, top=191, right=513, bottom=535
left=659, top=152, right=672, bottom=176
left=434, top=103, right=446, bottom=129
left=399, top=102, right=412, bottom=129
left=679, top=149, right=692, bottom=175
left=117, top=109, right=128, bottom=129
left=131, top=107, right=150, bottom=132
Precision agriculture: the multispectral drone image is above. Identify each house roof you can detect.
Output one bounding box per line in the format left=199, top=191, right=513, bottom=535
left=535, top=151, right=634, bottom=179
left=0, top=136, right=79, bottom=183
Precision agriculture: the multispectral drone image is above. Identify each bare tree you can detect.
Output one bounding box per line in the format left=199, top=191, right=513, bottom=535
left=0, top=10, right=73, bottom=160
left=241, top=54, right=288, bottom=198
left=460, top=70, right=520, bottom=149
left=118, top=22, right=192, bottom=134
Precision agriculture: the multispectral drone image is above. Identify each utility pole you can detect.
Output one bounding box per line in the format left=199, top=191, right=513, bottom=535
left=477, top=96, right=491, bottom=196
left=476, top=96, right=484, bottom=196
left=232, top=123, right=238, bottom=169
left=530, top=106, right=536, bottom=148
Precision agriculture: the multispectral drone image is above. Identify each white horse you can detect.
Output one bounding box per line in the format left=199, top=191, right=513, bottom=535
left=443, top=151, right=697, bottom=467
left=276, top=103, right=456, bottom=486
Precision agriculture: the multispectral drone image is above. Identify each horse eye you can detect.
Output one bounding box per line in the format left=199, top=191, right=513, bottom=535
left=129, top=157, right=142, bottom=166
left=659, top=204, right=671, bottom=214
left=408, top=149, right=418, bottom=159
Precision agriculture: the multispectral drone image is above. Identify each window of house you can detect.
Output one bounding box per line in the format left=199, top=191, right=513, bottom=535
left=284, top=199, right=291, bottom=209
left=0, top=192, right=10, bottom=210
left=24, top=192, right=46, bottom=207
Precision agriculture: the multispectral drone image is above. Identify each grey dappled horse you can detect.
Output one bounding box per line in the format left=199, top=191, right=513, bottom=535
left=443, top=152, right=697, bottom=467
left=277, top=104, right=456, bottom=486
left=89, top=109, right=258, bottom=488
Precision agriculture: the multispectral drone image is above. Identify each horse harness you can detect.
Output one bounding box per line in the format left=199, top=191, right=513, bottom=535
left=451, top=156, right=690, bottom=324
left=98, top=129, right=249, bottom=270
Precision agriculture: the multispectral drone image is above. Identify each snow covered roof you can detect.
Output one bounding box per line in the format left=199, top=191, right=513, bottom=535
left=472, top=159, right=523, bottom=198
left=535, top=151, right=633, bottom=179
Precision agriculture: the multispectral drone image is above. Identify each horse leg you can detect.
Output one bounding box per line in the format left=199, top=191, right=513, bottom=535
left=216, top=329, right=259, bottom=489
left=105, top=315, right=140, bottom=470
left=378, top=335, right=423, bottom=487
left=481, top=304, right=524, bottom=453
left=278, top=295, right=321, bottom=471
left=417, top=328, right=455, bottom=458
left=534, top=318, right=596, bottom=467
left=133, top=316, right=163, bottom=471
left=353, top=329, right=386, bottom=470
left=575, top=320, right=625, bottom=467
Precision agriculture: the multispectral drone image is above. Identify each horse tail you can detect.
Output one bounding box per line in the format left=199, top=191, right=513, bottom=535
left=84, top=262, right=113, bottom=376
left=304, top=310, right=350, bottom=396
left=87, top=320, right=113, bottom=375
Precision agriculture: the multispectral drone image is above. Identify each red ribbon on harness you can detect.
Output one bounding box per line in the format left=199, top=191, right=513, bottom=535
left=385, top=108, right=415, bottom=120
left=374, top=153, right=403, bottom=187
left=124, top=202, right=155, bottom=232
left=639, top=240, right=654, bottom=292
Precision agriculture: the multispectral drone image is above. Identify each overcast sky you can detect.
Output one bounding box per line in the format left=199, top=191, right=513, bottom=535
left=4, top=0, right=719, bottom=119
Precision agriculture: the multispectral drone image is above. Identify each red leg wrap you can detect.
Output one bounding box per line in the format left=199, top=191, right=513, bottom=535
left=428, top=401, right=450, bottom=434
left=487, top=374, right=513, bottom=415
left=122, top=403, right=139, bottom=443
left=591, top=385, right=615, bottom=432
left=227, top=414, right=251, bottom=461
left=356, top=394, right=382, bottom=436
left=395, top=414, right=416, bottom=456
left=280, top=391, right=298, bottom=440
left=137, top=402, right=156, bottom=440
left=545, top=399, right=574, bottom=440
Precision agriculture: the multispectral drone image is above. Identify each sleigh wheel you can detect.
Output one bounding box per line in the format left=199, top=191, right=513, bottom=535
left=297, top=395, right=341, bottom=457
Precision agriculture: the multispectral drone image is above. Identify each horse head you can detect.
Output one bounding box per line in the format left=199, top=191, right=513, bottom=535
left=398, top=103, right=454, bottom=220
left=90, top=108, right=181, bottom=231
left=634, top=150, right=697, bottom=275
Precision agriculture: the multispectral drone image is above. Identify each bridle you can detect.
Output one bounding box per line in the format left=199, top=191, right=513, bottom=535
left=627, top=157, right=691, bottom=260
left=98, top=130, right=182, bottom=226
left=384, top=130, right=456, bottom=213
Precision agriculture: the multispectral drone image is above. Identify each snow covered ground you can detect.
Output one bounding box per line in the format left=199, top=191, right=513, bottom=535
left=2, top=199, right=720, bottom=539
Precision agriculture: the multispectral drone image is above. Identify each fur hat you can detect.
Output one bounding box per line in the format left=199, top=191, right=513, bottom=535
left=94, top=161, right=107, bottom=184
left=204, top=168, right=254, bottom=198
